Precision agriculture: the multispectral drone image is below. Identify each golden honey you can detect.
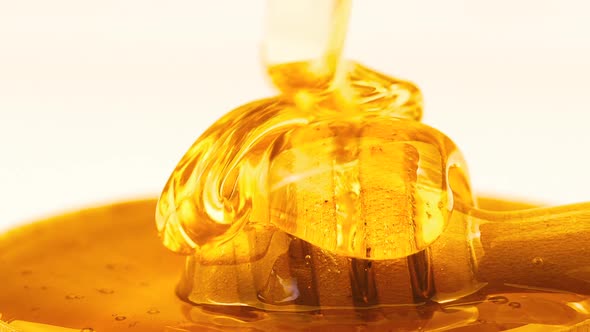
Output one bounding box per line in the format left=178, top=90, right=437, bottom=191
left=2, top=0, right=590, bottom=331
left=2, top=199, right=590, bottom=331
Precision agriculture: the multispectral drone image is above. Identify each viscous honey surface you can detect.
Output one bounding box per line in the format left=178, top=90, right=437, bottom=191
left=0, top=200, right=189, bottom=332
left=2, top=199, right=590, bottom=331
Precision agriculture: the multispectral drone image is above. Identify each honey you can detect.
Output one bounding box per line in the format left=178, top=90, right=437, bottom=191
left=2, top=199, right=590, bottom=331
left=2, top=0, right=590, bottom=331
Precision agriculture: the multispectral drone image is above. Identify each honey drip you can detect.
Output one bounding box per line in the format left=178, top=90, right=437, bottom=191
left=2, top=1, right=590, bottom=331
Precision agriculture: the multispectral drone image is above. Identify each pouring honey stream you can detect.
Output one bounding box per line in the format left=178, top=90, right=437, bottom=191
left=2, top=1, right=590, bottom=331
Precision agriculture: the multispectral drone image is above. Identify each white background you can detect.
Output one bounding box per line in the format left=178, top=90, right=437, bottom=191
left=0, top=1, right=589, bottom=230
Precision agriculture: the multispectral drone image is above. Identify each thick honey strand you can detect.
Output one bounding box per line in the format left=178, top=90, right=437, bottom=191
left=263, top=0, right=351, bottom=95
